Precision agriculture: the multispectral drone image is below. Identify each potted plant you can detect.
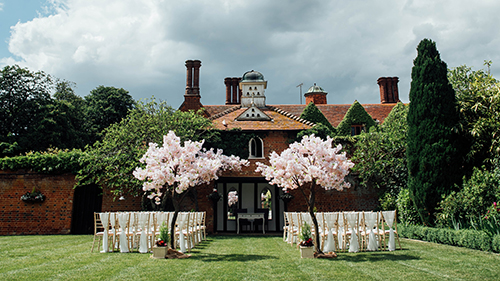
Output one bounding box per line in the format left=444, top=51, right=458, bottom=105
left=20, top=187, right=46, bottom=203
left=152, top=222, right=170, bottom=259
left=299, top=221, right=314, bottom=258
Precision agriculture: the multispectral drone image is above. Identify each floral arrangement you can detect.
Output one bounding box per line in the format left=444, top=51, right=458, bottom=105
left=299, top=221, right=313, bottom=247
left=20, top=188, right=46, bottom=203
left=156, top=222, right=170, bottom=247
left=279, top=191, right=294, bottom=202
left=208, top=190, right=221, bottom=202
left=228, top=191, right=238, bottom=207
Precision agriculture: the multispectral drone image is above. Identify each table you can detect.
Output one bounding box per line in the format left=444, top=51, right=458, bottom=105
left=237, top=213, right=265, bottom=234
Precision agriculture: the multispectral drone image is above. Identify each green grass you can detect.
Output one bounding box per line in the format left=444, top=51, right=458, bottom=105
left=0, top=235, right=499, bottom=280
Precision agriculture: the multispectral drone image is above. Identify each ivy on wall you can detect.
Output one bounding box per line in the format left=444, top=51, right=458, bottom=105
left=336, top=101, right=377, bottom=136
left=0, top=149, right=86, bottom=174
left=204, top=128, right=263, bottom=159
left=300, top=102, right=336, bottom=132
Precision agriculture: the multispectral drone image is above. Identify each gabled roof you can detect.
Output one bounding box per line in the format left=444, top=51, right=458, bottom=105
left=206, top=105, right=314, bottom=131
left=204, top=103, right=397, bottom=129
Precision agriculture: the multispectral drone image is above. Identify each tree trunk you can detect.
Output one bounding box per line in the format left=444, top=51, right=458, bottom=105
left=308, top=182, right=323, bottom=254
left=170, top=189, right=179, bottom=249
left=169, top=186, right=191, bottom=249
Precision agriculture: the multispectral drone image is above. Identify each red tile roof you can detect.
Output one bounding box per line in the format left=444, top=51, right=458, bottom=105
left=207, top=105, right=314, bottom=131
left=203, top=103, right=397, bottom=129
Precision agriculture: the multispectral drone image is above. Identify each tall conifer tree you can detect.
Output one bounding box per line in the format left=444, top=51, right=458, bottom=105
left=407, top=39, right=462, bottom=225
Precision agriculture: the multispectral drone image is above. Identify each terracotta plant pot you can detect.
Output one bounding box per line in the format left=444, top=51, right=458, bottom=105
left=152, top=246, right=169, bottom=259
left=300, top=245, right=314, bottom=258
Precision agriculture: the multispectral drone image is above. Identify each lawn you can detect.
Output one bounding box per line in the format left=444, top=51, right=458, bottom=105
left=0, top=234, right=499, bottom=280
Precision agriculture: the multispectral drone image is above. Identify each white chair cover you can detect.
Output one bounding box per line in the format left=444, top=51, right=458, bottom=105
left=337, top=213, right=345, bottom=250
left=117, top=213, right=130, bottom=253
left=99, top=213, right=110, bottom=253
left=364, top=212, right=378, bottom=251
left=323, top=212, right=337, bottom=253
left=289, top=213, right=299, bottom=244
left=177, top=213, right=189, bottom=253
left=138, top=212, right=149, bottom=253
left=346, top=212, right=360, bottom=253
left=383, top=211, right=396, bottom=251
left=109, top=213, right=117, bottom=250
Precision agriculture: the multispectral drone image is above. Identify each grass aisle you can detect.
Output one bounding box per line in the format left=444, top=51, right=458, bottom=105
left=0, top=235, right=499, bottom=280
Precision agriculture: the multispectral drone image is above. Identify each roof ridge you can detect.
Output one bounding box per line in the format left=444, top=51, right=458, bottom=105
left=208, top=105, right=242, bottom=121
left=267, top=105, right=316, bottom=127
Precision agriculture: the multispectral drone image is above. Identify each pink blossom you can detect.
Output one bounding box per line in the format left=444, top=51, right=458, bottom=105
left=255, top=134, right=354, bottom=192
left=134, top=131, right=249, bottom=204
left=228, top=191, right=238, bottom=207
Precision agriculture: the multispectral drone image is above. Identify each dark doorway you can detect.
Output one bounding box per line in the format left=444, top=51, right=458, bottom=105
left=71, top=184, right=102, bottom=234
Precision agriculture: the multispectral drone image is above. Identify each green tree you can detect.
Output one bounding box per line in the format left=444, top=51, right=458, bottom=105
left=76, top=99, right=214, bottom=208
left=53, top=81, right=89, bottom=148
left=0, top=65, right=53, bottom=155
left=448, top=62, right=500, bottom=169
left=407, top=39, right=463, bottom=225
left=84, top=85, right=136, bottom=144
left=352, top=102, right=408, bottom=210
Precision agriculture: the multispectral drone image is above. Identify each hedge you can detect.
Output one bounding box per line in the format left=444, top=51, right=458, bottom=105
left=399, top=225, right=500, bottom=253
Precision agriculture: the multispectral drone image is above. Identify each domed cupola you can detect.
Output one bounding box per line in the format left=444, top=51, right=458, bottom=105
left=239, top=70, right=267, bottom=108
left=304, top=83, right=328, bottom=105
left=241, top=70, right=265, bottom=82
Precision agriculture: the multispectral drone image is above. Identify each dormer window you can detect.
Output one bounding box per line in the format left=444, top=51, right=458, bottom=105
left=351, top=125, right=365, bottom=136
left=249, top=137, right=264, bottom=159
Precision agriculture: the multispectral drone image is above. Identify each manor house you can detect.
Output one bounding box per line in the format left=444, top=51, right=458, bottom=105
left=179, top=60, right=399, bottom=233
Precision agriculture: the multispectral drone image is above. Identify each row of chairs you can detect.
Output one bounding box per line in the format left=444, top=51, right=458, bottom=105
left=91, top=211, right=206, bottom=253
left=283, top=211, right=401, bottom=252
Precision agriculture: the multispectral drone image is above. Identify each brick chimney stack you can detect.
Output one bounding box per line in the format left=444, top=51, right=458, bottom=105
left=179, top=60, right=203, bottom=112
left=224, top=77, right=241, bottom=105
left=377, top=77, right=400, bottom=104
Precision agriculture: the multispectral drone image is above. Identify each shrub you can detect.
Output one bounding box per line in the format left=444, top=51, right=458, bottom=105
left=492, top=234, right=500, bottom=253
left=397, top=188, right=419, bottom=226
left=399, top=225, right=496, bottom=253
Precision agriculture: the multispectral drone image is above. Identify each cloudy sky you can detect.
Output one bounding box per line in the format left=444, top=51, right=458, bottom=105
left=1, top=0, right=499, bottom=108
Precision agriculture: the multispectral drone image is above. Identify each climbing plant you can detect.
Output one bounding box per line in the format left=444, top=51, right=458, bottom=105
left=336, top=101, right=376, bottom=136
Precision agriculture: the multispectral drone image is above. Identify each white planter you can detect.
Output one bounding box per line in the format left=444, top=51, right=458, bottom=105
left=152, top=246, right=168, bottom=259
left=300, top=246, right=314, bottom=258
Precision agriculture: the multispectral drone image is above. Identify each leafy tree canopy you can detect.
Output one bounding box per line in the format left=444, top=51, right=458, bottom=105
left=84, top=85, right=136, bottom=143
left=448, top=61, right=500, bottom=169
left=76, top=99, right=215, bottom=199
left=0, top=65, right=53, bottom=155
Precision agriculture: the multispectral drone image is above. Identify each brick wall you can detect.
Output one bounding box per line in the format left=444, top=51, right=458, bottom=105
left=101, top=187, right=142, bottom=212
left=0, top=170, right=76, bottom=235
left=285, top=177, right=379, bottom=212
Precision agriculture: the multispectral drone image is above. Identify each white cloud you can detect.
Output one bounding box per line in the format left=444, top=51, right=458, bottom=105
left=2, top=0, right=500, bottom=108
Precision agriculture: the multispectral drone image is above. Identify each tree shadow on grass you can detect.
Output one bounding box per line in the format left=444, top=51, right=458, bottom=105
left=334, top=251, right=419, bottom=263
left=190, top=253, right=278, bottom=262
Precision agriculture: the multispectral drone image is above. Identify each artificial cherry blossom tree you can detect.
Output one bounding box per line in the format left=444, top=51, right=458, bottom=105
left=134, top=131, right=249, bottom=249
left=256, top=134, right=354, bottom=254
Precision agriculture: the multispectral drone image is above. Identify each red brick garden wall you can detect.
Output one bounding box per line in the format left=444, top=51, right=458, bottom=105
left=0, top=170, right=76, bottom=235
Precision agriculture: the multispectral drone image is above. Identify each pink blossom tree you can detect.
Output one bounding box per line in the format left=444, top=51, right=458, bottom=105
left=134, top=131, right=249, bottom=249
left=256, top=134, right=354, bottom=253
